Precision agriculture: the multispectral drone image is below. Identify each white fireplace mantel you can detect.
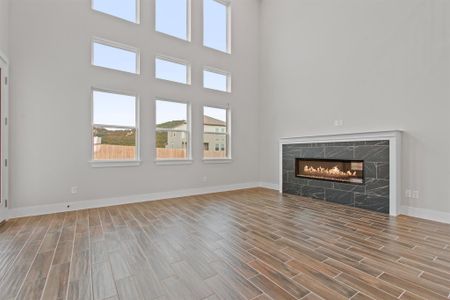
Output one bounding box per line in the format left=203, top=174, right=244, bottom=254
left=279, top=130, right=403, bottom=216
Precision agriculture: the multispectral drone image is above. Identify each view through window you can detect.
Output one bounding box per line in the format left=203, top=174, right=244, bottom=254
left=156, top=100, right=190, bottom=160
left=203, top=106, right=229, bottom=159
left=92, top=90, right=137, bottom=161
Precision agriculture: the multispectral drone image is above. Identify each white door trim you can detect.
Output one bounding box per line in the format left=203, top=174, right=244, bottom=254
left=0, top=51, right=9, bottom=222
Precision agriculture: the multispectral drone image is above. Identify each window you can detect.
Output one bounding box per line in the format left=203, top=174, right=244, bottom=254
left=92, top=0, right=139, bottom=23
left=92, top=90, right=138, bottom=161
left=203, top=68, right=230, bottom=92
left=155, top=0, right=189, bottom=40
left=203, top=106, right=230, bottom=159
left=155, top=57, right=190, bottom=84
left=92, top=39, right=139, bottom=74
left=156, top=100, right=190, bottom=160
left=203, top=0, right=230, bottom=53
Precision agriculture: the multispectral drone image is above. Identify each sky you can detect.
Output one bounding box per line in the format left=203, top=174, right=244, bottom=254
left=92, top=0, right=228, bottom=126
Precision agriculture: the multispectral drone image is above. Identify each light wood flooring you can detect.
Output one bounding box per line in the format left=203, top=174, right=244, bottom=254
left=1, top=188, right=450, bottom=300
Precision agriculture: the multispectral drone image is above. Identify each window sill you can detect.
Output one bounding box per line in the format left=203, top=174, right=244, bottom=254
left=90, top=160, right=141, bottom=168
left=155, top=159, right=193, bottom=166
left=203, top=158, right=232, bottom=164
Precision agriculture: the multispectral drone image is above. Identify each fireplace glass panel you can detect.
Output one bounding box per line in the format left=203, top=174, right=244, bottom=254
left=296, top=158, right=364, bottom=184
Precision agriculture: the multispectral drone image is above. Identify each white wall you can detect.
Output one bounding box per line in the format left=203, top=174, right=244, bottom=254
left=0, top=0, right=9, bottom=56
left=259, top=0, right=450, bottom=213
left=9, top=0, right=260, bottom=209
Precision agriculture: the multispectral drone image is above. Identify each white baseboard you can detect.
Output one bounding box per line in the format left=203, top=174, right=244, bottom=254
left=400, top=206, right=450, bottom=224
left=8, top=182, right=260, bottom=219
left=259, top=182, right=280, bottom=190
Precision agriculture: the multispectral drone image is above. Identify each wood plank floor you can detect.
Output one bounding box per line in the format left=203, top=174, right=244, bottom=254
left=1, top=188, right=450, bottom=300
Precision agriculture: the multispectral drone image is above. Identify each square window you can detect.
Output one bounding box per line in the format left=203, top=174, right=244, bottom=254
left=155, top=0, right=189, bottom=40
left=204, top=0, right=229, bottom=53
left=203, top=68, right=230, bottom=92
left=92, top=40, right=139, bottom=74
left=92, top=0, right=139, bottom=23
left=203, top=106, right=230, bottom=159
left=155, top=57, right=189, bottom=84
left=156, top=100, right=190, bottom=160
left=92, top=90, right=138, bottom=161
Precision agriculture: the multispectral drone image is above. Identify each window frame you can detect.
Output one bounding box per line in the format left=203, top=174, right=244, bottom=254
left=155, top=0, right=191, bottom=42
left=202, top=105, right=231, bottom=162
left=154, top=55, right=191, bottom=85
left=90, top=87, right=140, bottom=167
left=91, top=0, right=141, bottom=24
left=203, top=0, right=231, bottom=54
left=203, top=67, right=231, bottom=93
left=91, top=37, right=141, bottom=75
left=154, top=98, right=192, bottom=163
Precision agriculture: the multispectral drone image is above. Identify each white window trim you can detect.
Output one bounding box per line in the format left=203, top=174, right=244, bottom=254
left=154, top=98, right=192, bottom=162
left=91, top=0, right=141, bottom=24
left=203, top=0, right=231, bottom=54
left=155, top=55, right=191, bottom=85
left=155, top=0, right=191, bottom=42
left=202, top=104, right=232, bottom=162
left=203, top=66, right=231, bottom=93
left=90, top=87, right=141, bottom=167
left=91, top=37, right=141, bottom=75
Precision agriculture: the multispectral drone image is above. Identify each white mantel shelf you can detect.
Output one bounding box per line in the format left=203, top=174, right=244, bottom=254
left=279, top=130, right=403, bottom=216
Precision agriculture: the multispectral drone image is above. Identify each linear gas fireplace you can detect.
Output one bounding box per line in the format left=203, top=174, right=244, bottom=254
left=296, top=158, right=364, bottom=184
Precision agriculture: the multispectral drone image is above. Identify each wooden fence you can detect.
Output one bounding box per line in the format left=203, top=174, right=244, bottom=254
left=94, top=145, right=226, bottom=160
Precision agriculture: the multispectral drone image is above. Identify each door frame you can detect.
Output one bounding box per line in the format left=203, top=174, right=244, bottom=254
left=0, top=50, right=9, bottom=223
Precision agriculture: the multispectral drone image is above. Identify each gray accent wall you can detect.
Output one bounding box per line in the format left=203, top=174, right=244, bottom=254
left=282, top=141, right=390, bottom=213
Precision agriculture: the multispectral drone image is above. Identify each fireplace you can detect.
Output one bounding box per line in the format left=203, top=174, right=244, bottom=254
left=296, top=158, right=364, bottom=184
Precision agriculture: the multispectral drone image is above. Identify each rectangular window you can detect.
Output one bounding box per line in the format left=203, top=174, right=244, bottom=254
left=155, top=57, right=190, bottom=84
left=92, top=0, right=139, bottom=23
left=92, top=39, right=139, bottom=74
left=203, top=0, right=230, bottom=53
left=92, top=90, right=138, bottom=161
left=203, top=68, right=230, bottom=92
left=155, top=0, right=189, bottom=40
left=156, top=100, right=190, bottom=160
left=203, top=106, right=230, bottom=159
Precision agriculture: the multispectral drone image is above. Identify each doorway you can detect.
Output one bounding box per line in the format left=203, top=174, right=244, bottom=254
left=0, top=52, right=9, bottom=223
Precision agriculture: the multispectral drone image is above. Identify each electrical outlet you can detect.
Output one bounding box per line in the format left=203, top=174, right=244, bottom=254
left=334, top=120, right=344, bottom=127
left=405, top=189, right=412, bottom=198
left=412, top=191, right=419, bottom=199
left=71, top=186, right=78, bottom=194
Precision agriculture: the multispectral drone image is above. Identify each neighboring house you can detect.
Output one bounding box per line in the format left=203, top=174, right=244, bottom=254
left=162, top=116, right=226, bottom=151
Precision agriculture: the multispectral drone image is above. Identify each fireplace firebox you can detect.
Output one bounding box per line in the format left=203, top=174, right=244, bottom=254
left=295, top=158, right=364, bottom=184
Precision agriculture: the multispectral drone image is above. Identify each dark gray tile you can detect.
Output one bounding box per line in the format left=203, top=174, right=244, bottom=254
left=325, top=189, right=354, bottom=205
left=302, top=147, right=325, bottom=158
left=283, top=183, right=302, bottom=195
left=355, top=145, right=389, bottom=162
left=307, top=180, right=334, bottom=188
left=282, top=159, right=295, bottom=171
left=325, top=146, right=354, bottom=159
left=364, top=140, right=389, bottom=146
left=366, top=178, right=390, bottom=197
left=301, top=186, right=325, bottom=200
left=334, top=182, right=365, bottom=193
left=364, top=162, right=376, bottom=178
left=355, top=194, right=389, bottom=213
left=376, top=163, right=389, bottom=179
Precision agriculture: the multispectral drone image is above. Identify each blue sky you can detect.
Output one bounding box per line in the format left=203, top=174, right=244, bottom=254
left=156, top=0, right=188, bottom=40
left=93, top=42, right=137, bottom=73
left=156, top=100, right=187, bottom=124
left=93, top=91, right=136, bottom=127
left=92, top=0, right=137, bottom=23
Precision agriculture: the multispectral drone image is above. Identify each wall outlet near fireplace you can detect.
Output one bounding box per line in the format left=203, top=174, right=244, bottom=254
left=405, top=189, right=412, bottom=198
left=71, top=186, right=78, bottom=194
left=412, top=190, right=420, bottom=199
left=333, top=120, right=344, bottom=127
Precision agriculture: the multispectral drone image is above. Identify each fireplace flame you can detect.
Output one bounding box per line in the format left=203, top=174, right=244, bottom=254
left=303, top=165, right=357, bottom=179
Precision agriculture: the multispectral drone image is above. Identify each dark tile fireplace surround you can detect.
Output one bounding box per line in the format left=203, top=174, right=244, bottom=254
left=282, top=141, right=390, bottom=213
